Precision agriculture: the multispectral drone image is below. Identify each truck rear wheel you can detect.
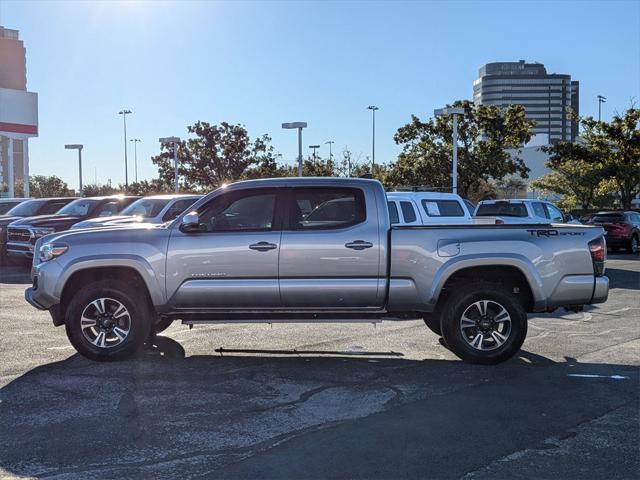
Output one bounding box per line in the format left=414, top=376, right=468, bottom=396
left=440, top=282, right=527, bottom=365
left=64, top=279, right=152, bottom=361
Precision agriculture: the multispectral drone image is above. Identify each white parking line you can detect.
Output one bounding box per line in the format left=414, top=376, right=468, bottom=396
left=567, top=374, right=629, bottom=380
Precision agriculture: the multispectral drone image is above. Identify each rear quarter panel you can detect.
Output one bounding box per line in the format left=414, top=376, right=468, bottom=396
left=388, top=224, right=605, bottom=312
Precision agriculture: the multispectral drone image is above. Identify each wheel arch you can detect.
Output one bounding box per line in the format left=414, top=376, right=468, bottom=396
left=433, top=261, right=540, bottom=313
left=59, top=266, right=157, bottom=325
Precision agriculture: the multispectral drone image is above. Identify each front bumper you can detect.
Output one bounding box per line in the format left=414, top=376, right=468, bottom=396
left=25, top=260, right=63, bottom=311
left=25, top=287, right=47, bottom=310
left=7, top=243, right=34, bottom=257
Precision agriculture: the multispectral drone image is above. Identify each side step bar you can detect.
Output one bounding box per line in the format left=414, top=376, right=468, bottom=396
left=183, top=318, right=384, bottom=325
left=171, top=311, right=421, bottom=324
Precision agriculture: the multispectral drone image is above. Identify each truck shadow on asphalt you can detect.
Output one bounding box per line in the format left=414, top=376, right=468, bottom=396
left=0, top=335, right=638, bottom=479
left=606, top=267, right=640, bottom=290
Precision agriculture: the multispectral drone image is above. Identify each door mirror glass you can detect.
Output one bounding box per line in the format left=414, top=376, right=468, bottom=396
left=181, top=211, right=202, bottom=232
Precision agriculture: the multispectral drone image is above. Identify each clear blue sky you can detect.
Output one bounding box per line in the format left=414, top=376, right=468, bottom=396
left=1, top=0, right=639, bottom=190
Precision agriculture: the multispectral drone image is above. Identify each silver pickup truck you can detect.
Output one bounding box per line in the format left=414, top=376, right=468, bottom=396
left=25, top=178, right=609, bottom=364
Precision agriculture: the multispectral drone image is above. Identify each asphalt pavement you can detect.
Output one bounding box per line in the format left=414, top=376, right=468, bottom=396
left=0, top=255, right=638, bottom=479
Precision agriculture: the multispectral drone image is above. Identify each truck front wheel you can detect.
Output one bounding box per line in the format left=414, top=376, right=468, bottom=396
left=440, top=283, right=527, bottom=365
left=65, top=279, right=152, bottom=361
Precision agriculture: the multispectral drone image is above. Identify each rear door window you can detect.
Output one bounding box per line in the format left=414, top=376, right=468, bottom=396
left=545, top=204, right=564, bottom=222
left=421, top=199, right=464, bottom=217
left=532, top=202, right=548, bottom=218
left=400, top=201, right=417, bottom=223
left=289, top=188, right=366, bottom=230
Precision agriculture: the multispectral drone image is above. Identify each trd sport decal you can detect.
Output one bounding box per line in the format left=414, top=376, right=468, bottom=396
left=526, top=229, right=586, bottom=237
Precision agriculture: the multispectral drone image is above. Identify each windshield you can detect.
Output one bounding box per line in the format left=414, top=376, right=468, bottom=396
left=121, top=198, right=171, bottom=218
left=56, top=199, right=100, bottom=217
left=476, top=202, right=528, bottom=217
left=6, top=199, right=46, bottom=217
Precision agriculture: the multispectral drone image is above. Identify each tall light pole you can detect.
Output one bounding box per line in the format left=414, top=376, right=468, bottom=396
left=118, top=109, right=132, bottom=187
left=159, top=136, right=181, bottom=192
left=64, top=144, right=83, bottom=194
left=434, top=107, right=465, bottom=194
left=130, top=138, right=141, bottom=183
left=309, top=145, right=320, bottom=164
left=597, top=95, right=607, bottom=122
left=367, top=105, right=379, bottom=172
left=282, top=122, right=307, bottom=176
left=325, top=140, right=334, bottom=161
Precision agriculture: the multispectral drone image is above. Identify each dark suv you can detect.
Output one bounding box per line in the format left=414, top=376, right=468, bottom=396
left=6, top=196, right=140, bottom=259
left=588, top=211, right=640, bottom=254
left=0, top=197, right=76, bottom=262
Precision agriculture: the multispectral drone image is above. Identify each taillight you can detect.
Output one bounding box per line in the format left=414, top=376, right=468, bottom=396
left=588, top=237, right=606, bottom=276
left=495, top=218, right=504, bottom=225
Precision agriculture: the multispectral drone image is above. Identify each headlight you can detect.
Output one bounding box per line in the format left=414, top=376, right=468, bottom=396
left=32, top=227, right=56, bottom=237
left=39, top=243, right=68, bottom=262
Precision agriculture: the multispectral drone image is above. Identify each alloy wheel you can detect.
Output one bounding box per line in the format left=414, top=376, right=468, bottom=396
left=459, top=299, right=512, bottom=351
left=80, top=298, right=131, bottom=348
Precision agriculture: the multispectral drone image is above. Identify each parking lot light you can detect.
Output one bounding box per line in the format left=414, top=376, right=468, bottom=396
left=159, top=137, right=181, bottom=192
left=282, top=122, right=307, bottom=176
left=64, top=144, right=83, bottom=194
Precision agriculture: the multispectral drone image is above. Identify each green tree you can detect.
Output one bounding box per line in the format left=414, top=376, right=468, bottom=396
left=28, top=175, right=72, bottom=198
left=530, top=160, right=615, bottom=211
left=495, top=176, right=527, bottom=199
left=542, top=107, right=639, bottom=209
left=388, top=100, right=534, bottom=198
left=152, top=122, right=281, bottom=190
left=82, top=183, right=119, bottom=197
left=125, top=179, right=175, bottom=196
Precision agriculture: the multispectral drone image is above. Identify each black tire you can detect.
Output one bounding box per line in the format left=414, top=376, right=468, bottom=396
left=628, top=234, right=639, bottom=255
left=423, top=314, right=442, bottom=336
left=65, top=279, right=153, bottom=361
left=152, top=316, right=174, bottom=334
left=440, top=282, right=527, bottom=365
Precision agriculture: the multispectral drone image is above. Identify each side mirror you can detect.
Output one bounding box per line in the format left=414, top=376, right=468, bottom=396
left=180, top=211, right=202, bottom=233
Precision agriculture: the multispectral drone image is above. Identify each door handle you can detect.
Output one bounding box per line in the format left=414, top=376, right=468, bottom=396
left=345, top=240, right=373, bottom=250
left=249, top=241, right=278, bottom=252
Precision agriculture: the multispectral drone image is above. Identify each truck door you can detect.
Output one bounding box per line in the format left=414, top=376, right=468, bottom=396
left=166, top=188, right=283, bottom=309
left=278, top=186, right=383, bottom=309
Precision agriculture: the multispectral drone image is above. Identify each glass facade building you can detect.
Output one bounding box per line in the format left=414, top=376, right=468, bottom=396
left=473, top=61, right=579, bottom=143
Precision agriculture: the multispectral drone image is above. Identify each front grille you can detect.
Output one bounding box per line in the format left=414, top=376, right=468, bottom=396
left=7, top=227, right=32, bottom=243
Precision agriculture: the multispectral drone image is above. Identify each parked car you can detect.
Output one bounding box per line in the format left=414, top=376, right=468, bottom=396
left=474, top=199, right=576, bottom=224
left=71, top=194, right=202, bottom=230
left=0, top=198, right=28, bottom=215
left=0, top=197, right=77, bottom=262
left=6, top=195, right=139, bottom=259
left=387, top=192, right=473, bottom=225
left=25, top=178, right=608, bottom=365
left=588, top=211, right=640, bottom=254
